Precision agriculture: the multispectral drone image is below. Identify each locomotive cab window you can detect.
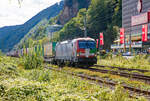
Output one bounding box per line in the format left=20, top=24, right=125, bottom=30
left=78, top=41, right=96, bottom=49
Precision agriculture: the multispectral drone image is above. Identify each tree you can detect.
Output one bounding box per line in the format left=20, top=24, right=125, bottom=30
left=87, top=0, right=121, bottom=49
left=52, top=8, right=87, bottom=41
left=104, top=25, right=119, bottom=49
left=52, top=0, right=122, bottom=50
left=112, top=0, right=122, bottom=27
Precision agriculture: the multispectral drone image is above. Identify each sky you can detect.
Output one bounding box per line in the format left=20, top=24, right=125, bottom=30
left=0, top=0, right=61, bottom=28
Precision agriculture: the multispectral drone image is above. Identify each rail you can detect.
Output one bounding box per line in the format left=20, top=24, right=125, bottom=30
left=46, top=66, right=150, bottom=100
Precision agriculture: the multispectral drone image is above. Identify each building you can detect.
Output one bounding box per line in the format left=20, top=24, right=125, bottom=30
left=46, top=24, right=63, bottom=39
left=111, top=0, right=150, bottom=53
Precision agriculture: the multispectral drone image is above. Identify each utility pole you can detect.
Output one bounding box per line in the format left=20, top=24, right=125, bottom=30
left=129, top=4, right=132, bottom=53
left=84, top=12, right=87, bottom=37
left=124, top=32, right=126, bottom=53
left=129, top=31, right=132, bottom=53
left=129, top=23, right=132, bottom=53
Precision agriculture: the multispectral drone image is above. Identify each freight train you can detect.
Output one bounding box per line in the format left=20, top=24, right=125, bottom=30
left=7, top=37, right=97, bottom=67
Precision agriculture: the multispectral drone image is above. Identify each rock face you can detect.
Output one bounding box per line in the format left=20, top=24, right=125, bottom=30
left=57, top=0, right=90, bottom=25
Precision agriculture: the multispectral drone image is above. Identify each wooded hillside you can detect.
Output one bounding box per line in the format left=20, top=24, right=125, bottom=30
left=53, top=0, right=122, bottom=49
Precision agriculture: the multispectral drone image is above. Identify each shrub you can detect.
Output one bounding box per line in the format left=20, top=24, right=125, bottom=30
left=111, top=85, right=129, bottom=101
left=0, top=78, right=50, bottom=101
left=0, top=59, right=19, bottom=80
left=0, top=50, right=4, bottom=57
left=102, top=52, right=113, bottom=59
left=22, top=45, right=44, bottom=69
left=22, top=53, right=43, bottom=69
left=25, top=69, right=51, bottom=82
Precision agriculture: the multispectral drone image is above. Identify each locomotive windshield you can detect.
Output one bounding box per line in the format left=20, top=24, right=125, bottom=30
left=78, top=41, right=96, bottom=49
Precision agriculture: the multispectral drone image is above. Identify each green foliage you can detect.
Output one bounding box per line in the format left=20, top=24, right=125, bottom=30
left=87, top=0, right=121, bottom=49
left=0, top=56, right=148, bottom=101
left=112, top=0, right=122, bottom=27
left=0, top=57, right=20, bottom=80
left=103, top=25, right=119, bottom=49
left=87, top=0, right=108, bottom=36
left=111, top=85, right=129, bottom=101
left=49, top=15, right=59, bottom=25
left=0, top=78, right=50, bottom=101
left=26, top=69, right=51, bottom=82
left=53, top=0, right=121, bottom=49
left=77, top=0, right=90, bottom=9
left=0, top=50, right=4, bottom=57
left=33, top=26, right=47, bottom=40
left=53, top=19, right=84, bottom=41
left=102, top=52, right=113, bottom=59
left=16, top=19, right=48, bottom=49
left=52, top=8, right=87, bottom=41
left=21, top=44, right=44, bottom=70
left=98, top=54, right=150, bottom=71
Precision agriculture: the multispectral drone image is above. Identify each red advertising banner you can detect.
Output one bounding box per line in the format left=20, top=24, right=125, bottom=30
left=142, top=24, right=148, bottom=42
left=120, top=28, right=125, bottom=44
left=100, top=33, right=104, bottom=45
left=96, top=39, right=99, bottom=48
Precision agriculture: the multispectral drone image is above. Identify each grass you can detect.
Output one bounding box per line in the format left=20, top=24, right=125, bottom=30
left=0, top=56, right=148, bottom=101
left=50, top=65, right=150, bottom=92
left=97, top=54, right=150, bottom=75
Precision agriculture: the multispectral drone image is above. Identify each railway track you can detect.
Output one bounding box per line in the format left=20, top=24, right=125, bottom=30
left=94, top=65, right=150, bottom=73
left=46, top=66, right=150, bottom=100
left=44, top=59, right=150, bottom=83
left=79, top=67, right=150, bottom=84
left=44, top=59, right=150, bottom=73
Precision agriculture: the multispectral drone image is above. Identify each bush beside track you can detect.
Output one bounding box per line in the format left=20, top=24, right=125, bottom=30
left=98, top=54, right=150, bottom=71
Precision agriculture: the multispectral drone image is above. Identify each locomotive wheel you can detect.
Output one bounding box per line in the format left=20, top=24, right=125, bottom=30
left=69, top=62, right=75, bottom=67
left=67, top=62, right=72, bottom=67
left=58, top=61, right=64, bottom=68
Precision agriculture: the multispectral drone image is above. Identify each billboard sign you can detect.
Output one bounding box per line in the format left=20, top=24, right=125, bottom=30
left=131, top=12, right=148, bottom=26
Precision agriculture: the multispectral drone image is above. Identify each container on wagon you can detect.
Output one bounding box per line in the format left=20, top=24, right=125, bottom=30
left=44, top=42, right=56, bottom=58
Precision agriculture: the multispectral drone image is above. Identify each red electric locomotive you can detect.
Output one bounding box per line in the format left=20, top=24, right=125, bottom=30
left=55, top=37, right=97, bottom=67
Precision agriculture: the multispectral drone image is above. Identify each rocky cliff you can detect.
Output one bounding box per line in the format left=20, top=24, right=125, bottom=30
left=57, top=0, right=90, bottom=25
